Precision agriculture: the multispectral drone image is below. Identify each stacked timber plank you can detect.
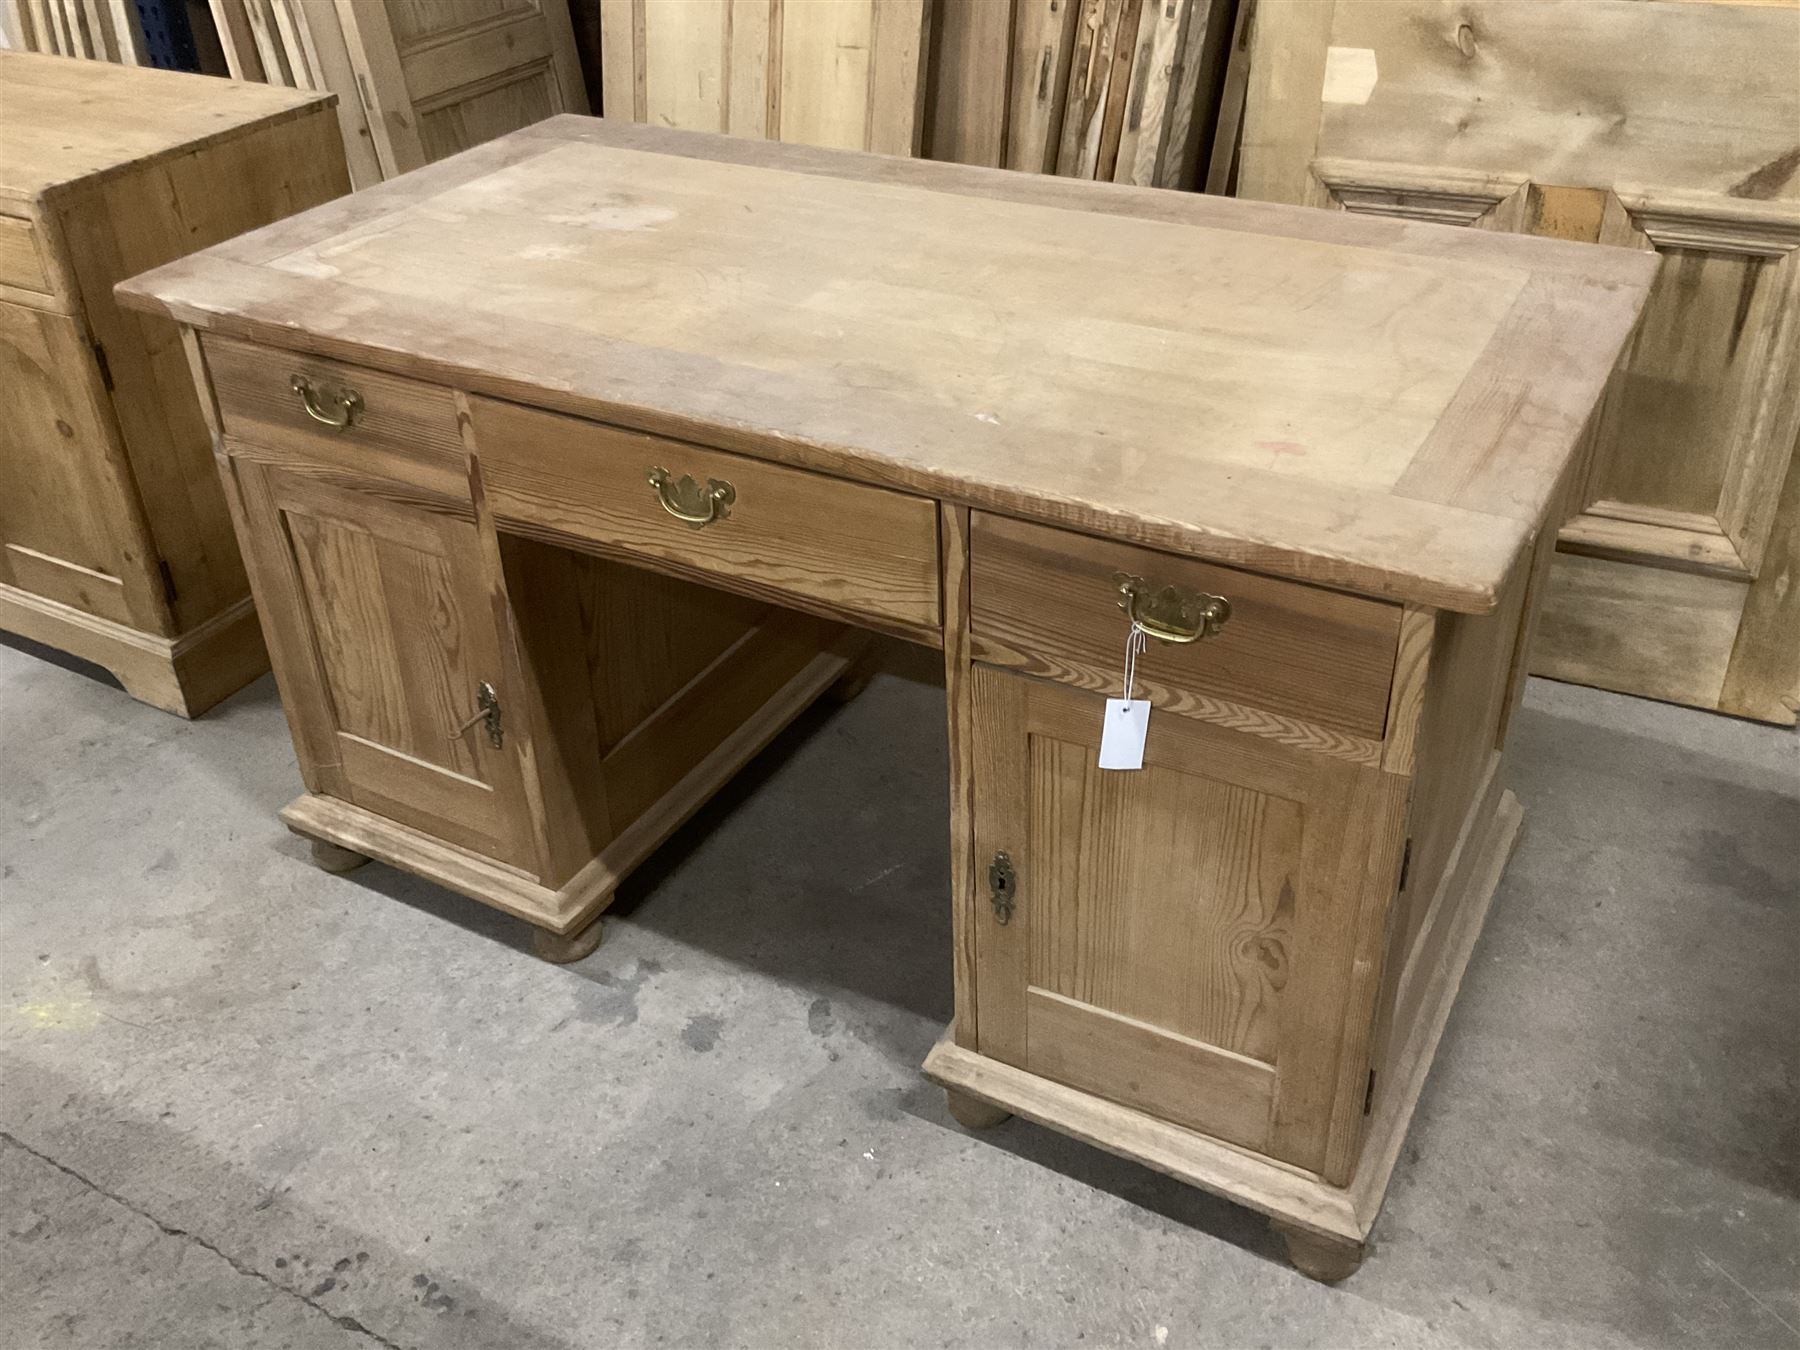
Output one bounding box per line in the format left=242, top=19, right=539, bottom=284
left=205, top=0, right=381, bottom=188
left=3, top=0, right=147, bottom=63
left=203, top=0, right=588, bottom=187
left=597, top=0, right=930, bottom=155
left=929, top=0, right=1238, bottom=188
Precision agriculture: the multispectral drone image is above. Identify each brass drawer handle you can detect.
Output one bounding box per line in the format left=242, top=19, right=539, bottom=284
left=1115, top=572, right=1231, bottom=644
left=290, top=373, right=363, bottom=430
left=648, top=466, right=735, bottom=528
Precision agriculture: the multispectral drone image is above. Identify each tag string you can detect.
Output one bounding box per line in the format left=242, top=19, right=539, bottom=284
left=1121, top=625, right=1146, bottom=706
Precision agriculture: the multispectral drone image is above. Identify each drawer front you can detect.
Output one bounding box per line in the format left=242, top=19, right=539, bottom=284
left=970, top=513, right=1400, bottom=738
left=471, top=397, right=942, bottom=635
left=204, top=335, right=467, bottom=496
left=0, top=214, right=53, bottom=297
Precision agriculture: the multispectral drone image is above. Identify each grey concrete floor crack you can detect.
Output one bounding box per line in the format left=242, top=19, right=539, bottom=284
left=1, top=1130, right=407, bottom=1350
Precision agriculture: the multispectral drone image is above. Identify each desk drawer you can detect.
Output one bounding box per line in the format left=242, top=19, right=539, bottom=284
left=970, top=514, right=1400, bottom=738
left=205, top=335, right=466, bottom=493
left=0, top=215, right=54, bottom=297
left=470, top=397, right=941, bottom=636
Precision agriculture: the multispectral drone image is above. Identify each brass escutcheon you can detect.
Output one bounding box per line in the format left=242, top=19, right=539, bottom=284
left=449, top=681, right=503, bottom=749
left=988, top=851, right=1017, bottom=925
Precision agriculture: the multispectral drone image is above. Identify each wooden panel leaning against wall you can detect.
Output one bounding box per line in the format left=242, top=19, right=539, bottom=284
left=1, top=0, right=149, bottom=63
left=206, top=0, right=589, bottom=187
left=1235, top=0, right=1800, bottom=725
left=0, top=53, right=350, bottom=715
left=597, top=0, right=931, bottom=154
left=926, top=0, right=1240, bottom=188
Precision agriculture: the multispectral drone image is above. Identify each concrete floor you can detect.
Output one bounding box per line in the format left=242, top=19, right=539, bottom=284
left=1, top=633, right=1795, bottom=1350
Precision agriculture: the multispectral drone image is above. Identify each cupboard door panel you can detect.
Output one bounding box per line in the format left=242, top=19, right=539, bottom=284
left=970, top=666, right=1404, bottom=1176
left=1583, top=209, right=1800, bottom=578
left=335, top=0, right=588, bottom=176
left=1028, top=736, right=1300, bottom=1064
left=0, top=301, right=164, bottom=629
left=600, top=0, right=928, bottom=154
left=1592, top=248, right=1772, bottom=523
left=234, top=457, right=533, bottom=868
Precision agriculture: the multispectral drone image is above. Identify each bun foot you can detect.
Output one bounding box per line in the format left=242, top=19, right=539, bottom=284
left=309, top=838, right=371, bottom=874
left=945, top=1088, right=1011, bottom=1130
left=823, top=658, right=876, bottom=705
left=1273, top=1221, right=1366, bottom=1282
left=531, top=918, right=604, bottom=964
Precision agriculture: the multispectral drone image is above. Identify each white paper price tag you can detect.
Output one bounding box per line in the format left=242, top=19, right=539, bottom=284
left=1097, top=697, right=1149, bottom=770
left=1099, top=624, right=1150, bottom=770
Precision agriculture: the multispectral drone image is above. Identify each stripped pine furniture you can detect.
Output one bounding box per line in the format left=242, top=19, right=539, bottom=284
left=0, top=53, right=346, bottom=714
left=928, top=0, right=1238, bottom=188
left=120, top=117, right=1655, bottom=1275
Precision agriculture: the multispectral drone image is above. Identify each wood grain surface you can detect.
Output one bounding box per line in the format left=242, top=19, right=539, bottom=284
left=119, top=117, right=1656, bottom=614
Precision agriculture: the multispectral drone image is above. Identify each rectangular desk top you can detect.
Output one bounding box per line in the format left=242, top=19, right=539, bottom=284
left=119, top=116, right=1657, bottom=613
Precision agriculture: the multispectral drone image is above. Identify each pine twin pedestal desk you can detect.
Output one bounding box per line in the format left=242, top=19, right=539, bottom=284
left=119, top=119, right=1655, bottom=1279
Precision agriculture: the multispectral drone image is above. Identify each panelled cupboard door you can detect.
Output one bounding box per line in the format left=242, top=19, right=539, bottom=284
left=1237, top=0, right=1800, bottom=724
left=0, top=300, right=166, bottom=631
left=231, top=457, right=534, bottom=869
left=598, top=0, right=929, bottom=155
left=335, top=0, right=589, bottom=177
left=969, top=666, right=1404, bottom=1180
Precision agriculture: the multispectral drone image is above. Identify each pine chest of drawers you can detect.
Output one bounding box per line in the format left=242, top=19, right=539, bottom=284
left=0, top=53, right=346, bottom=713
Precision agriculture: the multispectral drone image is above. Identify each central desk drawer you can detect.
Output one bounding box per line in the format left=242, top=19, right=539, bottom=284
left=469, top=397, right=942, bottom=635
left=970, top=513, right=1401, bottom=738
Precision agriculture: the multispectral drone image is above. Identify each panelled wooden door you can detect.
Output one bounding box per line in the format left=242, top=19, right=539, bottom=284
left=0, top=300, right=168, bottom=632
left=232, top=457, right=534, bottom=868
left=598, top=0, right=930, bottom=155
left=335, top=0, right=589, bottom=176
left=1237, top=0, right=1800, bottom=724
left=969, top=666, right=1405, bottom=1182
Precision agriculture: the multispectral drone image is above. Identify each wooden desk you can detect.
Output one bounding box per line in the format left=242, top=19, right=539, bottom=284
left=119, top=118, right=1655, bottom=1278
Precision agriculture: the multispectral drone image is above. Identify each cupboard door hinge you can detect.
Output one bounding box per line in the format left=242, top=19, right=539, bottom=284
left=1364, top=1069, right=1377, bottom=1116
left=1397, top=837, right=1412, bottom=893
left=92, top=341, right=115, bottom=392
left=156, top=559, right=178, bottom=608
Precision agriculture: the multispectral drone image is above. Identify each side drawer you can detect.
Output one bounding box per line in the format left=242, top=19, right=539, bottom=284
left=470, top=396, right=942, bottom=636
left=0, top=214, right=55, bottom=298
left=204, top=334, right=467, bottom=496
left=970, top=513, right=1401, bottom=738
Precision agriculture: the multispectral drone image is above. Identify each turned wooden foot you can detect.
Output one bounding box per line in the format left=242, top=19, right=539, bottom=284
left=531, top=918, right=604, bottom=964
left=1273, top=1221, right=1366, bottom=1282
left=823, top=658, right=876, bottom=705
left=309, top=838, right=371, bottom=874
left=945, top=1088, right=1011, bottom=1130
